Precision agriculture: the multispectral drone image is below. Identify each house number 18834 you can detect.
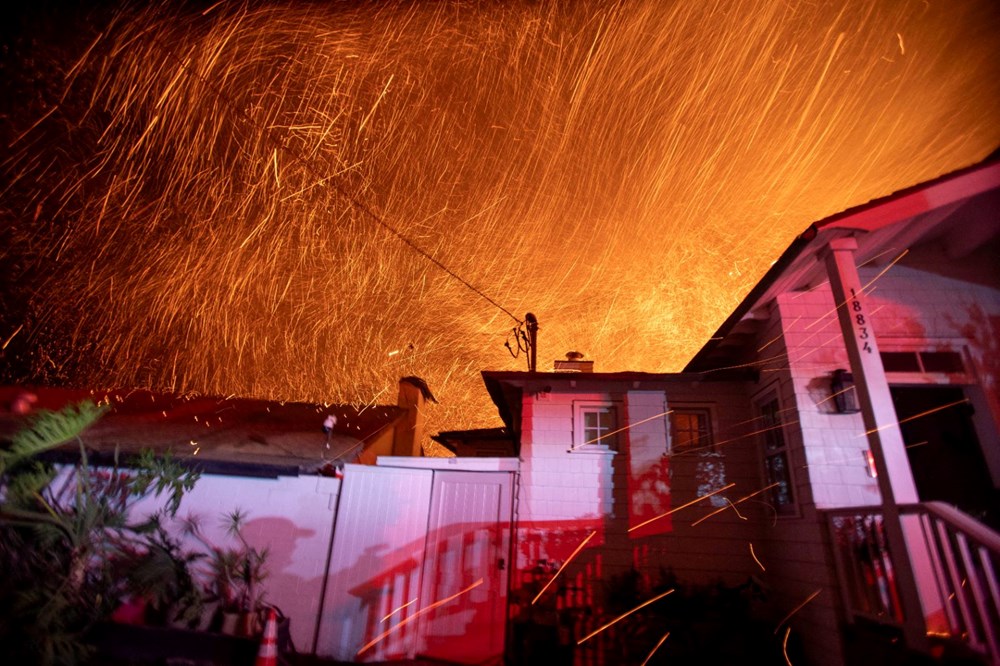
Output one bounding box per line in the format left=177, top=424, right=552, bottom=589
left=849, top=288, right=872, bottom=354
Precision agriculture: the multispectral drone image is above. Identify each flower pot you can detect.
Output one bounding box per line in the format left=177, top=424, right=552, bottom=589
left=220, top=611, right=241, bottom=636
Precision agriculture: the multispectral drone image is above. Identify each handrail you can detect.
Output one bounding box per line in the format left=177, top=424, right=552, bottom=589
left=824, top=502, right=1000, bottom=665
left=919, top=501, right=1000, bottom=554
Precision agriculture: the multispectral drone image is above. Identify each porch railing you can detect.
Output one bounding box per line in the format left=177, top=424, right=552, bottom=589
left=825, top=502, right=1000, bottom=664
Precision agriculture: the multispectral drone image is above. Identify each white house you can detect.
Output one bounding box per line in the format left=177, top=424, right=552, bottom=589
left=478, top=150, right=1000, bottom=665
left=3, top=153, right=998, bottom=665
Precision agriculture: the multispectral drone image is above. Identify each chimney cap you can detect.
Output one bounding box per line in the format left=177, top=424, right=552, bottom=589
left=554, top=351, right=593, bottom=372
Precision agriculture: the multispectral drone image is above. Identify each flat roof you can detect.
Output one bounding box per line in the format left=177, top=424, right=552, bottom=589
left=0, top=386, right=402, bottom=476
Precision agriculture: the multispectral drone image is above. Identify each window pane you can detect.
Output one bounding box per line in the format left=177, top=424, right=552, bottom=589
left=919, top=351, right=964, bottom=373
left=881, top=351, right=920, bottom=373
left=766, top=452, right=794, bottom=508
left=760, top=399, right=785, bottom=451
left=670, top=409, right=711, bottom=452
left=580, top=406, right=616, bottom=449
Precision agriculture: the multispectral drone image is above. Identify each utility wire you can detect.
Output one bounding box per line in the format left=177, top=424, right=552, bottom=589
left=106, top=12, right=525, bottom=326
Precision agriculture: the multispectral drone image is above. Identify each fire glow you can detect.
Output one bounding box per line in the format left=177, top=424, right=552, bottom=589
left=1, top=1, right=998, bottom=437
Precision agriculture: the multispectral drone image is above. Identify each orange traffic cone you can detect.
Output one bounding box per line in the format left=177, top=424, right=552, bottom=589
left=255, top=608, right=279, bottom=666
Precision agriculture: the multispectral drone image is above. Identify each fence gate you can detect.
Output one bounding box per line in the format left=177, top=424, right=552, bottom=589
left=416, top=470, right=512, bottom=664
left=315, top=463, right=513, bottom=663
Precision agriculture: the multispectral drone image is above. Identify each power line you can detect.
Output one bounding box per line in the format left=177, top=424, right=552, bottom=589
left=125, top=14, right=525, bottom=326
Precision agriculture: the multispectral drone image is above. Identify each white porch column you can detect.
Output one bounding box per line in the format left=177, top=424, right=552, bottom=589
left=823, top=236, right=918, bottom=502
left=822, top=236, right=927, bottom=651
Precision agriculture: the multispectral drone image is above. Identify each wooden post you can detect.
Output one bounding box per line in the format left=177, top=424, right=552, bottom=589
left=822, top=236, right=928, bottom=652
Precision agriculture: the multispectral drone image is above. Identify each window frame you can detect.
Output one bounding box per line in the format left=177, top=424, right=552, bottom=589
left=878, top=339, right=973, bottom=385
left=667, top=405, right=715, bottom=455
left=755, top=388, right=798, bottom=516
left=572, top=400, right=621, bottom=453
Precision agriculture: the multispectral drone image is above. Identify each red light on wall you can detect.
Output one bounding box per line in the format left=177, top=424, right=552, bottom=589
left=864, top=449, right=878, bottom=478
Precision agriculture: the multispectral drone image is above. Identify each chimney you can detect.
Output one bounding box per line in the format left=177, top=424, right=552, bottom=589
left=393, top=376, right=437, bottom=456
left=554, top=351, right=593, bottom=373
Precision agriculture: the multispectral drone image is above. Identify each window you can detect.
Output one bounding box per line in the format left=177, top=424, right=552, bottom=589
left=880, top=350, right=966, bottom=374
left=573, top=402, right=619, bottom=452
left=758, top=395, right=796, bottom=514
left=669, top=409, right=712, bottom=453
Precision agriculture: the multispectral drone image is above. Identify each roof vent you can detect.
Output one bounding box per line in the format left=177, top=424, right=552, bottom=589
left=554, top=351, right=593, bottom=373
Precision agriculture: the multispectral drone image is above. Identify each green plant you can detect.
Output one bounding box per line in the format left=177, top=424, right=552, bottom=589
left=127, top=521, right=206, bottom=628
left=185, top=508, right=270, bottom=632
left=0, top=400, right=201, bottom=664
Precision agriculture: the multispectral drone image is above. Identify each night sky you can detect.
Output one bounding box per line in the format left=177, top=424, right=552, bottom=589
left=2, top=0, right=999, bottom=437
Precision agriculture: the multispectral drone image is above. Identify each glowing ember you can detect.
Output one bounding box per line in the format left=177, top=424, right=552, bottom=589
left=531, top=529, right=596, bottom=605
left=577, top=588, right=674, bottom=644
left=1, top=1, right=998, bottom=438
left=691, top=482, right=779, bottom=526
left=641, top=631, right=671, bottom=666
left=750, top=542, right=766, bottom=571
left=774, top=588, right=823, bottom=635
left=628, top=481, right=735, bottom=532
left=357, top=578, right=483, bottom=656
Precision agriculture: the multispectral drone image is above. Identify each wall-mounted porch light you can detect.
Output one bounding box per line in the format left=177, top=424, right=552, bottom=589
left=831, top=368, right=860, bottom=414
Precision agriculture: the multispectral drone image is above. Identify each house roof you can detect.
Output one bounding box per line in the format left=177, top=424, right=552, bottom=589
left=480, top=369, right=755, bottom=453
left=430, top=427, right=512, bottom=455
left=0, top=386, right=404, bottom=477
left=684, top=150, right=1000, bottom=373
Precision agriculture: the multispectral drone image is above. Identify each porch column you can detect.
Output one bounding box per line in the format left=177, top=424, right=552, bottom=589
left=821, top=236, right=927, bottom=651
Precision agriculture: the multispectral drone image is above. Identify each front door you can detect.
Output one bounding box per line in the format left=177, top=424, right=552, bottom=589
left=890, top=386, right=1000, bottom=530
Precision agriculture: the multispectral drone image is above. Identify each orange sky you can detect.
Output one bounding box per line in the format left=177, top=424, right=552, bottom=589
left=1, top=0, right=998, bottom=438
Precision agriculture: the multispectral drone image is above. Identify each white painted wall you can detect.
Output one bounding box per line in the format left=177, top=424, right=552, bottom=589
left=131, top=472, right=341, bottom=654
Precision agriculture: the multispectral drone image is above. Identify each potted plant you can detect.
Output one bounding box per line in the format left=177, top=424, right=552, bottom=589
left=185, top=508, right=270, bottom=636
left=124, top=521, right=206, bottom=629
left=0, top=401, right=201, bottom=663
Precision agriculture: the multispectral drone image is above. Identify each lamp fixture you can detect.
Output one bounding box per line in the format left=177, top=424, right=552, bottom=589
left=831, top=368, right=860, bottom=414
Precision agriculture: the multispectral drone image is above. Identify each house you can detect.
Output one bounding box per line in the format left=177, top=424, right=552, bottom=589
left=478, top=150, right=1000, bottom=665
left=3, top=152, right=998, bottom=665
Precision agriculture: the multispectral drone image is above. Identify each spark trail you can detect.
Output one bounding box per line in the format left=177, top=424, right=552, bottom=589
left=1, top=0, right=998, bottom=440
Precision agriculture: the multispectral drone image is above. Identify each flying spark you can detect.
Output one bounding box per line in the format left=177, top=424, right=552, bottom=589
left=357, top=578, right=483, bottom=656
left=577, top=588, right=675, bottom=644
left=691, top=483, right=780, bottom=526
left=774, top=589, right=823, bottom=635
left=570, top=409, right=673, bottom=451
left=381, top=598, right=417, bottom=623
left=857, top=398, right=970, bottom=438
left=628, top=482, right=736, bottom=533
left=750, top=542, right=766, bottom=571
left=641, top=631, right=671, bottom=666
left=531, top=530, right=596, bottom=604
left=1, top=1, right=997, bottom=438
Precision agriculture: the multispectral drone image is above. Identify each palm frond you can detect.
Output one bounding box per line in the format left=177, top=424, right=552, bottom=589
left=1, top=401, right=107, bottom=475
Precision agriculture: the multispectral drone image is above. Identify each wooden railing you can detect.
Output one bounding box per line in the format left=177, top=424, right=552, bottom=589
left=825, top=502, right=1000, bottom=664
